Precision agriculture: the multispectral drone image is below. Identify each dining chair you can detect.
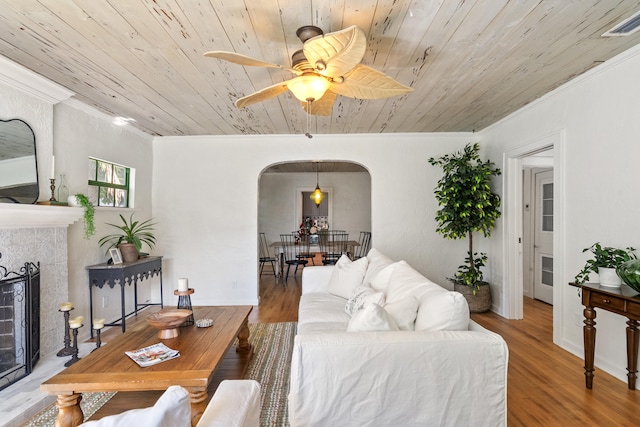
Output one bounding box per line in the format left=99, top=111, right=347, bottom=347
left=258, top=233, right=277, bottom=278
left=318, top=230, right=349, bottom=265
left=280, top=233, right=309, bottom=280
left=297, top=233, right=316, bottom=266
left=353, top=231, right=372, bottom=260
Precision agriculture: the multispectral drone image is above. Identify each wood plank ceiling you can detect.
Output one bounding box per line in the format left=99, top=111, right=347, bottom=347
left=0, top=1, right=639, bottom=137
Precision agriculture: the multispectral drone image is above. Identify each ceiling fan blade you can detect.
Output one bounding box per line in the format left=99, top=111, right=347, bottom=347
left=204, top=51, right=288, bottom=70
left=301, top=91, right=337, bottom=116
left=303, top=25, right=366, bottom=78
left=329, top=64, right=413, bottom=99
left=235, top=81, right=291, bottom=109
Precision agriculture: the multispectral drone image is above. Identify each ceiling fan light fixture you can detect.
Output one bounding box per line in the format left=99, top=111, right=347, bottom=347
left=288, top=74, right=330, bottom=102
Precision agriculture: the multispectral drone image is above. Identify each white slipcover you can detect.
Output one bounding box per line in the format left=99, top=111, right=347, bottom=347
left=289, top=252, right=508, bottom=427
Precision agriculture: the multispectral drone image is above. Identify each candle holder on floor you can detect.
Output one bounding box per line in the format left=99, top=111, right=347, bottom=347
left=65, top=324, right=82, bottom=367
left=92, top=327, right=102, bottom=352
left=174, top=288, right=195, bottom=326
left=57, top=308, right=74, bottom=357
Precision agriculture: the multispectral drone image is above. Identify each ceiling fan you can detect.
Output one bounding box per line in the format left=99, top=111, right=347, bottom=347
left=204, top=25, right=413, bottom=116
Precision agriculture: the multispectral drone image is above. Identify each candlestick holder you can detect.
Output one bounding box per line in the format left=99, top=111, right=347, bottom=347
left=49, top=178, right=57, bottom=202
left=65, top=324, right=82, bottom=367
left=57, top=308, right=74, bottom=357
left=92, top=327, right=102, bottom=352
left=174, top=288, right=195, bottom=326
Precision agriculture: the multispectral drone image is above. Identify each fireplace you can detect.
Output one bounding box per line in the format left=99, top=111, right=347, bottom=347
left=0, top=257, right=40, bottom=391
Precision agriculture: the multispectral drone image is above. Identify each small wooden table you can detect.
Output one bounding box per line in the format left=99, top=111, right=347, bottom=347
left=570, top=282, right=640, bottom=390
left=41, top=306, right=253, bottom=427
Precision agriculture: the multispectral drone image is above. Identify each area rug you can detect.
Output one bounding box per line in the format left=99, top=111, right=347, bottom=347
left=22, top=322, right=296, bottom=427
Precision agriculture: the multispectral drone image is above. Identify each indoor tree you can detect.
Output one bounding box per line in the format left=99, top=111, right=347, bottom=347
left=428, top=143, right=502, bottom=294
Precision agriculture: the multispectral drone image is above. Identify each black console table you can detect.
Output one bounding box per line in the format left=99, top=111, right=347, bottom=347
left=87, top=256, right=163, bottom=338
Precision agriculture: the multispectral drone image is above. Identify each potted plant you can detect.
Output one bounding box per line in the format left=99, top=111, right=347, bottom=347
left=428, top=143, right=502, bottom=312
left=98, top=213, right=156, bottom=262
left=68, top=193, right=95, bottom=239
left=574, top=242, right=636, bottom=286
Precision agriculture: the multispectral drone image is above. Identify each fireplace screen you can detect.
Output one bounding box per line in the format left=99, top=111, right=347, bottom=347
left=0, top=256, right=40, bottom=391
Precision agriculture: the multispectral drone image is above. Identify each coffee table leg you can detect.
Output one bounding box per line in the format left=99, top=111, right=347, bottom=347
left=236, top=317, right=252, bottom=353
left=55, top=393, right=83, bottom=427
left=188, top=389, right=207, bottom=427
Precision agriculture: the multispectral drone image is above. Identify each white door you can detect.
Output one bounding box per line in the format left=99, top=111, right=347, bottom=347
left=533, top=170, right=553, bottom=304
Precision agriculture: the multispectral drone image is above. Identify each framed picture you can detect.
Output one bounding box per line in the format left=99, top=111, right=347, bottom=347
left=109, top=247, right=123, bottom=264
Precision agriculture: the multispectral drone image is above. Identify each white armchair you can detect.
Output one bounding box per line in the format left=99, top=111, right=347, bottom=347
left=79, top=380, right=261, bottom=427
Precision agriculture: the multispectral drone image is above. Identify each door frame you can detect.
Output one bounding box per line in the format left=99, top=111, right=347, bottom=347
left=502, top=129, right=565, bottom=342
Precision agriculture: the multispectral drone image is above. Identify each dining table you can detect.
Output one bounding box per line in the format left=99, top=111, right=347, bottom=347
left=269, top=239, right=360, bottom=277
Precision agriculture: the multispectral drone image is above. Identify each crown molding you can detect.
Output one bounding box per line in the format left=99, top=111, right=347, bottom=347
left=0, top=55, right=74, bottom=104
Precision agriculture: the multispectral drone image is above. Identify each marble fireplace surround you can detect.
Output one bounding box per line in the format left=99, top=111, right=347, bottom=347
left=0, top=204, right=82, bottom=359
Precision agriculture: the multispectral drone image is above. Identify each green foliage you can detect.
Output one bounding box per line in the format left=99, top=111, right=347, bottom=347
left=449, top=252, right=487, bottom=293
left=74, top=193, right=95, bottom=239
left=428, top=143, right=502, bottom=288
left=574, top=242, right=636, bottom=284
left=98, top=213, right=156, bottom=253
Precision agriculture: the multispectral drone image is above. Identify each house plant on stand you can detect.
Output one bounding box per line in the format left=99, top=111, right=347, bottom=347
left=98, top=213, right=156, bottom=262
left=428, top=143, right=502, bottom=312
left=574, top=242, right=636, bottom=287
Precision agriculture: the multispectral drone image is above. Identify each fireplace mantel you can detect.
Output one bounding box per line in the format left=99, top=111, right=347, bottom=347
left=0, top=204, right=82, bottom=229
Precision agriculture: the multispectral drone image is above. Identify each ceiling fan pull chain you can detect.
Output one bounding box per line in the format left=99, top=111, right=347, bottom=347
left=305, top=100, right=313, bottom=138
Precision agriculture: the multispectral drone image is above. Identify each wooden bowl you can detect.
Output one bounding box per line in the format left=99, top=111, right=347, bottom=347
left=146, top=309, right=192, bottom=339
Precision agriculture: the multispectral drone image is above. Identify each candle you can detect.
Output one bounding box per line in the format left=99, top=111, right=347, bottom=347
left=69, top=316, right=84, bottom=329
left=60, top=301, right=73, bottom=311
left=178, top=278, right=189, bottom=292
left=93, top=318, right=105, bottom=330
left=51, top=155, right=55, bottom=180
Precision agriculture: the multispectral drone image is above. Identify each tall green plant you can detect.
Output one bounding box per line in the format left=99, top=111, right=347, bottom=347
left=428, top=143, right=502, bottom=292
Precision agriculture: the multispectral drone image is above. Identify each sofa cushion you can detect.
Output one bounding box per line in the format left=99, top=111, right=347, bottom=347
left=327, top=255, right=369, bottom=299
left=297, top=321, right=349, bottom=335
left=369, top=261, right=402, bottom=292
left=415, top=290, right=470, bottom=331
left=347, top=303, right=399, bottom=332
left=385, top=261, right=443, bottom=303
left=345, top=286, right=386, bottom=316
left=384, top=296, right=419, bottom=331
left=298, top=293, right=351, bottom=328
left=362, top=248, right=395, bottom=288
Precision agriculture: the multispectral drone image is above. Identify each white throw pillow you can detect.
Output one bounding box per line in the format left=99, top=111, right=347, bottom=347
left=384, top=296, right=419, bottom=331
left=414, top=290, right=470, bottom=331
left=327, top=255, right=369, bottom=299
left=347, top=303, right=399, bottom=332
left=385, top=261, right=443, bottom=303
left=345, top=286, right=386, bottom=316
left=362, top=248, right=395, bottom=288
left=79, top=385, right=191, bottom=427
left=369, top=261, right=400, bottom=292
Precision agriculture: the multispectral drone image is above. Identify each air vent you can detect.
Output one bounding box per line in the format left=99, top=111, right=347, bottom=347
left=602, top=10, right=640, bottom=36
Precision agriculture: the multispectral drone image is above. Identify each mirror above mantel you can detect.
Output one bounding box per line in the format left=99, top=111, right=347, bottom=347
left=0, top=118, right=38, bottom=204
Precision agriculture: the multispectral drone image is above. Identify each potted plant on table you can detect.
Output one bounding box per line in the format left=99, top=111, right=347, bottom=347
left=428, top=143, right=502, bottom=312
left=98, top=213, right=156, bottom=262
left=574, top=242, right=636, bottom=287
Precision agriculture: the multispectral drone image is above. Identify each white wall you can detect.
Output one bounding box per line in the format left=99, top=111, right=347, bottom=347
left=480, top=42, right=640, bottom=383
left=54, top=101, right=154, bottom=342
left=259, top=171, right=371, bottom=246
left=152, top=133, right=476, bottom=305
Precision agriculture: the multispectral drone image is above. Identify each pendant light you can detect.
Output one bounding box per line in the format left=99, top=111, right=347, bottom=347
left=310, top=162, right=325, bottom=207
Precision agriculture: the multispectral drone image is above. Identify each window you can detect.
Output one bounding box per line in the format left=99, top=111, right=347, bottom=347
left=88, top=158, right=131, bottom=207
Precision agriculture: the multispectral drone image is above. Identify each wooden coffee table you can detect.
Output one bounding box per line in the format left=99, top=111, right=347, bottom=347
left=41, top=305, right=253, bottom=427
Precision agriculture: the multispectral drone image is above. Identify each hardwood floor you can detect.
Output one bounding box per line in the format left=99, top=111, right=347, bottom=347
left=86, top=267, right=640, bottom=426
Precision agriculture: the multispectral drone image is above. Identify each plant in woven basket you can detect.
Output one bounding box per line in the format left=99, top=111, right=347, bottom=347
left=428, top=143, right=501, bottom=295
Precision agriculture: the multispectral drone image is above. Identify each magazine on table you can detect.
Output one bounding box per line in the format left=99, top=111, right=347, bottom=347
left=125, top=343, right=180, bottom=367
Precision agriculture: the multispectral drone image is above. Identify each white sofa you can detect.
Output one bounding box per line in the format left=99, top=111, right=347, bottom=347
left=80, top=380, right=260, bottom=427
left=288, top=249, right=508, bottom=427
